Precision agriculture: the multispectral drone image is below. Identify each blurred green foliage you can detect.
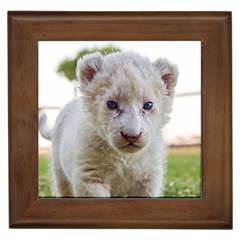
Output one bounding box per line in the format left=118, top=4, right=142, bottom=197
left=57, top=45, right=121, bottom=81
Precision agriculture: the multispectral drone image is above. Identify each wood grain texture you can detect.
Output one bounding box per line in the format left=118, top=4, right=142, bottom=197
left=8, top=11, right=232, bottom=229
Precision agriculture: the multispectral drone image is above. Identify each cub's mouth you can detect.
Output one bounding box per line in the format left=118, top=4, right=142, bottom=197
left=111, top=131, right=146, bottom=153
left=118, top=142, right=144, bottom=153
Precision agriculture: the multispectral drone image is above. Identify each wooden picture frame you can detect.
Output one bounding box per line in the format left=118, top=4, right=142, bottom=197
left=8, top=11, right=232, bottom=229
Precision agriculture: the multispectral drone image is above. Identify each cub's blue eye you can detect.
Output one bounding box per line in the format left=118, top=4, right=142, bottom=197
left=107, top=100, right=118, bottom=110
left=143, top=101, right=153, bottom=110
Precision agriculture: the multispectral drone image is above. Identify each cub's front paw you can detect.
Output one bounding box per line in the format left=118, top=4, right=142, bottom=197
left=73, top=181, right=111, bottom=197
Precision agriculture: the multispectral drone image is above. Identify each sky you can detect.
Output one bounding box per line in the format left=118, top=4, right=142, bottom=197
left=38, top=41, right=201, bottom=148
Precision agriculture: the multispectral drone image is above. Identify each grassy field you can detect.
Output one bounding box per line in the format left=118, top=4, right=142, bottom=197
left=164, top=148, right=201, bottom=197
left=38, top=155, right=54, bottom=197
left=39, top=147, right=201, bottom=198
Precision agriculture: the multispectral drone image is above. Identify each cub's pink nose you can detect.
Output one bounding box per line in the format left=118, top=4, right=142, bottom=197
left=121, top=131, right=142, bottom=143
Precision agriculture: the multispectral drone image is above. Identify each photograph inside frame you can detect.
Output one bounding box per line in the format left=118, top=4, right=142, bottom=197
left=38, top=41, right=201, bottom=198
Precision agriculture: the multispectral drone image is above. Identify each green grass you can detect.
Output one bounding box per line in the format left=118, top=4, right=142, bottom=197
left=38, top=156, right=54, bottom=197
left=163, top=152, right=201, bottom=197
left=39, top=150, right=201, bottom=198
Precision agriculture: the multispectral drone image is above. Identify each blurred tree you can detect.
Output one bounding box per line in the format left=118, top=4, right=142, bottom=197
left=57, top=45, right=121, bottom=81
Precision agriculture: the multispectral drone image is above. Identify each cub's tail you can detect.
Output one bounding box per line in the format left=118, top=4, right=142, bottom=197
left=39, top=113, right=52, bottom=141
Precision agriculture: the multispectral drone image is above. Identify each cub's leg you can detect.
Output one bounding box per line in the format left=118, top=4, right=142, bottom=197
left=72, top=167, right=111, bottom=197
left=137, top=170, right=164, bottom=197
left=51, top=152, right=73, bottom=197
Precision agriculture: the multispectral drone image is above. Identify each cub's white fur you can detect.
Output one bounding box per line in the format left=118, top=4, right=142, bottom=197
left=39, top=51, right=178, bottom=197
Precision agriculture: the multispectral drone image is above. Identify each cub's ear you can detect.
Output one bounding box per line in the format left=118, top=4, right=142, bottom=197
left=153, top=58, right=179, bottom=96
left=76, top=52, right=103, bottom=86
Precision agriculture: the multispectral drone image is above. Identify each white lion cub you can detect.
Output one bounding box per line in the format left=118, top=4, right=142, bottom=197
left=39, top=51, right=178, bottom=197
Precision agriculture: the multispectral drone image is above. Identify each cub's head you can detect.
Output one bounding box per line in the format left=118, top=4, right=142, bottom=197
left=76, top=51, right=178, bottom=153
